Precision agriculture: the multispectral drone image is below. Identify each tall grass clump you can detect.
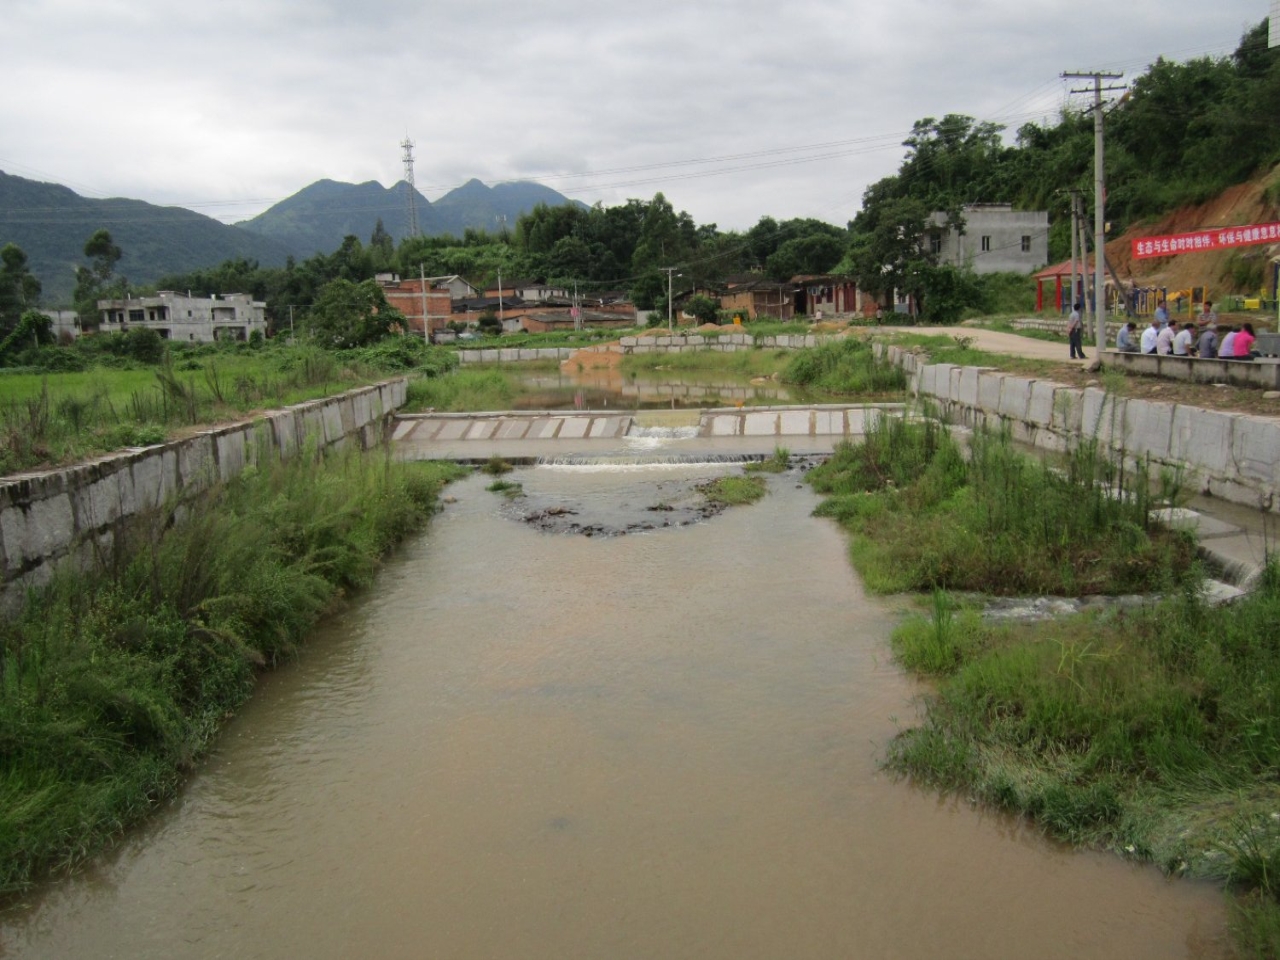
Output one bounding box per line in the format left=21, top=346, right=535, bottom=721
left=404, top=367, right=520, bottom=412
left=808, top=413, right=1194, bottom=595
left=0, top=448, right=466, bottom=894
left=782, top=338, right=908, bottom=396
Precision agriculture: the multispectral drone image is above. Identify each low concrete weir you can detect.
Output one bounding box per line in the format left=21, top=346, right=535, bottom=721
left=392, top=404, right=903, bottom=462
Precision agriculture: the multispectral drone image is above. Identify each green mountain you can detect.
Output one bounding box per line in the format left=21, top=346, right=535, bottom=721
left=236, top=177, right=585, bottom=257
left=0, top=170, right=293, bottom=308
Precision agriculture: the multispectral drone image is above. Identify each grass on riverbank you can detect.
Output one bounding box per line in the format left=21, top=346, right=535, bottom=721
left=885, top=577, right=1280, bottom=956
left=0, top=448, right=467, bottom=896
left=404, top=366, right=525, bottom=411
left=782, top=337, right=909, bottom=397
left=0, top=338, right=456, bottom=475
left=807, top=413, right=1195, bottom=595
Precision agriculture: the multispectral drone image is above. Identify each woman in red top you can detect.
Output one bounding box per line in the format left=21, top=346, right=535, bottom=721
left=1233, top=322, right=1256, bottom=359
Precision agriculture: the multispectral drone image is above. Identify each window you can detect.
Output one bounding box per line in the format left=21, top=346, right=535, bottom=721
left=128, top=309, right=144, bottom=322
left=929, top=234, right=943, bottom=255
left=1021, top=235, right=1032, bottom=253
left=980, top=236, right=992, bottom=252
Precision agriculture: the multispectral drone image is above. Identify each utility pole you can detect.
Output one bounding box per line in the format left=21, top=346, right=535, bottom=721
left=1077, top=197, right=1090, bottom=329
left=664, top=267, right=678, bottom=332
left=419, top=263, right=429, bottom=344
left=1063, top=70, right=1125, bottom=352
left=1068, top=190, right=1080, bottom=319
left=497, top=266, right=504, bottom=327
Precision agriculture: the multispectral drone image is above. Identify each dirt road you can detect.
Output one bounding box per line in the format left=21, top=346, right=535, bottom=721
left=870, top=324, right=1089, bottom=366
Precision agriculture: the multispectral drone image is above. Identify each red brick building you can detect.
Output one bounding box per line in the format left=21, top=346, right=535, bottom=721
left=378, top=277, right=453, bottom=337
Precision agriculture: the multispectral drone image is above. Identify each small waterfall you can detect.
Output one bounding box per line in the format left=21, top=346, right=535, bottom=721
left=536, top=452, right=762, bottom=469
left=626, top=424, right=701, bottom=440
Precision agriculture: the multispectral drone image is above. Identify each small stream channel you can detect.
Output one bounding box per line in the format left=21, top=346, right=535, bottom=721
left=0, top=463, right=1229, bottom=959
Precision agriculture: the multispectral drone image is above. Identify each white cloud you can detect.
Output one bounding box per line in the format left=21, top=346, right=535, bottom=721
left=0, top=0, right=1265, bottom=232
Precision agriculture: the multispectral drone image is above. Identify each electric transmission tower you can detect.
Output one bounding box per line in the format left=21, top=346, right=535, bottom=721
left=401, top=136, right=420, bottom=239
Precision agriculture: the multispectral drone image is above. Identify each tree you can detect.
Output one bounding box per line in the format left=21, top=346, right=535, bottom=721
left=370, top=219, right=395, bottom=272
left=476, top=309, right=502, bottom=336
left=0, top=244, right=42, bottom=334
left=73, top=229, right=124, bottom=323
left=765, top=234, right=846, bottom=281
left=684, top=294, right=721, bottom=325
left=303, top=278, right=402, bottom=348
left=0, top=309, right=55, bottom=361
left=848, top=196, right=933, bottom=309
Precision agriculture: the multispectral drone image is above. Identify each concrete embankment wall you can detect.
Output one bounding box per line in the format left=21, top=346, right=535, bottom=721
left=0, top=379, right=408, bottom=604
left=875, top=344, right=1280, bottom=513
left=455, top=333, right=829, bottom=364
left=455, top=333, right=1279, bottom=511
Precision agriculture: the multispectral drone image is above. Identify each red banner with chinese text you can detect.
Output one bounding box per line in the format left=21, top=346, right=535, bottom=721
left=1132, top=223, right=1280, bottom=259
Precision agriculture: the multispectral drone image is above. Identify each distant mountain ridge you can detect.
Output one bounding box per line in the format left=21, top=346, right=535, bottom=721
left=0, top=170, right=586, bottom=308
left=0, top=170, right=294, bottom=307
left=234, top=177, right=585, bottom=257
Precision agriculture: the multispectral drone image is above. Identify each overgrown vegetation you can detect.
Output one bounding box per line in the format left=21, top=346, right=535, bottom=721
left=807, top=413, right=1195, bottom=595
left=0, top=337, right=455, bottom=474
left=404, top=366, right=521, bottom=412
left=782, top=338, right=909, bottom=396
left=807, top=409, right=1280, bottom=956
left=745, top=446, right=790, bottom=474
left=884, top=574, right=1280, bottom=957
left=699, top=474, right=767, bottom=505
left=0, top=448, right=467, bottom=895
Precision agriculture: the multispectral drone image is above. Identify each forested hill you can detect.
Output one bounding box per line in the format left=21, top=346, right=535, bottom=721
left=0, top=171, right=293, bottom=307
left=235, top=178, right=585, bottom=258
left=848, top=19, right=1280, bottom=281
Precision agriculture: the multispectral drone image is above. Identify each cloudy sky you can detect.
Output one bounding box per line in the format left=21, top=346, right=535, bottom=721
left=1, top=0, right=1267, bottom=232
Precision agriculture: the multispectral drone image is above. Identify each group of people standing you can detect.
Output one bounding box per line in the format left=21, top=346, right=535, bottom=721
left=1112, top=299, right=1261, bottom=360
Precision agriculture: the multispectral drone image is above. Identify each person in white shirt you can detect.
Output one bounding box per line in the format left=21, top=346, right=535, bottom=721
left=1140, top=318, right=1159, bottom=354
left=1172, top=322, right=1194, bottom=356
left=1155, top=322, right=1176, bottom=355
left=1219, top=326, right=1238, bottom=359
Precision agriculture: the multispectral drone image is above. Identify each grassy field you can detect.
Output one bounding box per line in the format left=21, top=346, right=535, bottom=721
left=0, top=338, right=455, bottom=475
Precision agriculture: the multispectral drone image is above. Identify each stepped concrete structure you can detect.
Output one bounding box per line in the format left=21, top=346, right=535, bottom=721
left=392, top=404, right=901, bottom=462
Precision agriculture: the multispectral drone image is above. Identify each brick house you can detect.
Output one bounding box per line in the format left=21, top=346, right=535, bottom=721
left=377, top=276, right=453, bottom=337
left=718, top=278, right=795, bottom=321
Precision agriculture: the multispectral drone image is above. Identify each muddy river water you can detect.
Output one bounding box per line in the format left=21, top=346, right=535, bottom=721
left=0, top=465, right=1229, bottom=959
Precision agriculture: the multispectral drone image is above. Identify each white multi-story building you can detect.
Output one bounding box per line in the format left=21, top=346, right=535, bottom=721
left=927, top=204, right=1049, bottom=275
left=97, top=291, right=268, bottom=342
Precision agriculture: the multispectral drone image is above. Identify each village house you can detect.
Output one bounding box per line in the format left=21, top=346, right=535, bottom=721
left=96, top=291, right=267, bottom=342
left=376, top=275, right=454, bottom=337
left=792, top=275, right=867, bottom=319
left=717, top=277, right=796, bottom=321
left=926, top=203, right=1049, bottom=275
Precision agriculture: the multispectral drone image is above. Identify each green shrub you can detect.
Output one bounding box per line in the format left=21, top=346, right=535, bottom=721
left=782, top=338, right=907, bottom=395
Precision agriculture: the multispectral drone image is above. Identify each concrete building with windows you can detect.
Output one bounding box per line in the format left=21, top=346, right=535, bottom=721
left=97, top=292, right=267, bottom=341
left=927, top=204, right=1048, bottom=274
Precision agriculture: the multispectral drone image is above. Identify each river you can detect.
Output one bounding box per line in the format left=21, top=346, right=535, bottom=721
left=0, top=465, right=1228, bottom=959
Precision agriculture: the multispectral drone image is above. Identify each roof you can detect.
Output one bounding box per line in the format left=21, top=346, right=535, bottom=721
left=1034, top=258, right=1099, bottom=280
